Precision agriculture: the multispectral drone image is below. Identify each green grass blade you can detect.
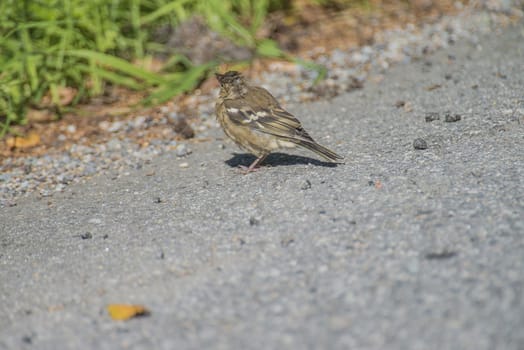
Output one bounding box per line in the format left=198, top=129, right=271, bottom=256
left=256, top=39, right=283, bottom=58
left=146, top=61, right=216, bottom=105
left=65, top=49, right=166, bottom=85
left=140, top=0, right=191, bottom=25
left=77, top=65, right=142, bottom=89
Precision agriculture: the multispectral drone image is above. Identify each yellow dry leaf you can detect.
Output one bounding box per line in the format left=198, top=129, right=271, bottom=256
left=5, top=131, right=41, bottom=149
left=107, top=304, right=149, bottom=321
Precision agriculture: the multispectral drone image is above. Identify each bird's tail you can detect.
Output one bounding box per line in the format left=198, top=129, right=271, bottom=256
left=296, top=140, right=344, bottom=163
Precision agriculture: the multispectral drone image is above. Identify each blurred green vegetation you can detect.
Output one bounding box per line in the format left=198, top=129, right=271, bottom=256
left=0, top=0, right=339, bottom=137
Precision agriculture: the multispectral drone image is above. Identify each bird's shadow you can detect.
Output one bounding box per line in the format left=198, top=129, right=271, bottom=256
left=225, top=152, right=339, bottom=169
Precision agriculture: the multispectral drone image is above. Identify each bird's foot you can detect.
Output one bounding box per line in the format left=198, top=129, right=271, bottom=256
left=237, top=154, right=268, bottom=174
left=237, top=165, right=261, bottom=174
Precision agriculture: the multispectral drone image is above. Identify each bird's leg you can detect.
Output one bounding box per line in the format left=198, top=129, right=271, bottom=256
left=247, top=154, right=267, bottom=172
left=239, top=154, right=268, bottom=174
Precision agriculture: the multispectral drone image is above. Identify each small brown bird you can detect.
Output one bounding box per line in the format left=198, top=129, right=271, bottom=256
left=215, top=71, right=343, bottom=173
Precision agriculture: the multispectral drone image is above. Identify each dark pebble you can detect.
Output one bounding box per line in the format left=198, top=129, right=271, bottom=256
left=80, top=232, right=93, bottom=240
left=169, top=114, right=195, bottom=139
left=249, top=217, right=260, bottom=226
left=425, top=250, right=457, bottom=260
left=445, top=113, right=461, bottom=122
left=425, top=112, right=440, bottom=122
left=413, top=138, right=428, bottom=150
left=395, top=100, right=406, bottom=108
left=22, top=335, right=33, bottom=344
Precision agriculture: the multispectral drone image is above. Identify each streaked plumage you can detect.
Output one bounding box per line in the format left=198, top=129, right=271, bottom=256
left=215, top=71, right=343, bottom=173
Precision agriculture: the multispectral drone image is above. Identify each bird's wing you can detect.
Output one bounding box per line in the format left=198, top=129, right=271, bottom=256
left=223, top=89, right=315, bottom=143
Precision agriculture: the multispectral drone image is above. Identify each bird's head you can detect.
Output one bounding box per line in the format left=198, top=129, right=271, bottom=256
left=215, top=71, right=247, bottom=99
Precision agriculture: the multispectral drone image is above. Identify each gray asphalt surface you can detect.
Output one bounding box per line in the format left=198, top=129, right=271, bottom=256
left=1, top=23, right=523, bottom=350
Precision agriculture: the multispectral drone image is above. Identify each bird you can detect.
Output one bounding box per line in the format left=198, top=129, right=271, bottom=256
left=215, top=71, right=343, bottom=173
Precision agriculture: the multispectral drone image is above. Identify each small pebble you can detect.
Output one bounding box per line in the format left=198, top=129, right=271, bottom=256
left=107, top=121, right=124, bottom=133
left=395, top=100, right=406, bottom=108
left=133, top=116, right=147, bottom=129
left=444, top=113, right=462, bottom=122
left=179, top=162, right=189, bottom=168
left=80, top=232, right=93, bottom=240
left=170, top=114, right=195, bottom=139
left=300, top=180, right=312, bottom=190
left=281, top=237, right=295, bottom=247
left=83, top=163, right=98, bottom=176
left=21, top=335, right=32, bottom=344
left=175, top=144, right=191, bottom=157
left=425, top=250, right=457, bottom=260
left=39, top=189, right=52, bottom=197
left=98, top=121, right=110, bottom=130
left=425, top=112, right=440, bottom=122
left=107, top=138, right=122, bottom=151
left=413, top=138, right=428, bottom=150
